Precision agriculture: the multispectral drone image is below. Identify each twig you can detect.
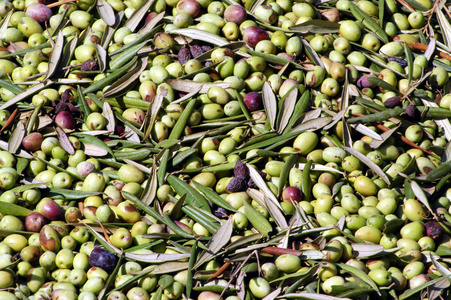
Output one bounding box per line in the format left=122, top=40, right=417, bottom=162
left=352, top=112, right=439, bottom=157
left=406, top=42, right=451, bottom=61
left=208, top=262, right=231, bottom=281
left=47, top=0, right=78, bottom=8
left=0, top=108, right=18, bottom=133
left=396, top=0, right=415, bottom=12
left=261, top=247, right=303, bottom=256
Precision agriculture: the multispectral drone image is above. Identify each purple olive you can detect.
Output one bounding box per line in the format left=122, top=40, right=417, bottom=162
left=89, top=248, right=118, bottom=273
left=25, top=3, right=52, bottom=23
left=224, top=5, right=247, bottom=25
left=281, top=186, right=303, bottom=203
left=55, top=111, right=75, bottom=130
left=25, top=212, right=47, bottom=233
left=22, top=132, right=44, bottom=152
left=243, top=26, right=269, bottom=48
left=243, top=92, right=263, bottom=111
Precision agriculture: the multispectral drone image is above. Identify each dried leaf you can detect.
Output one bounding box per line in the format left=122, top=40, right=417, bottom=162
left=291, top=117, right=332, bottom=133
left=264, top=196, right=288, bottom=230
left=429, top=277, right=450, bottom=300
left=170, top=88, right=201, bottom=104
left=0, top=10, right=13, bottom=41
left=124, top=125, right=140, bottom=143
left=103, top=101, right=115, bottom=133
left=143, top=93, right=164, bottom=141
left=410, top=180, right=436, bottom=219
left=289, top=19, right=340, bottom=34
left=95, top=44, right=108, bottom=73
left=343, top=146, right=390, bottom=185
left=141, top=163, right=157, bottom=205
left=370, top=124, right=400, bottom=148
left=83, top=143, right=108, bottom=156
left=194, top=217, right=233, bottom=269
left=168, top=28, right=229, bottom=46
left=8, top=121, right=25, bottom=154
left=351, top=123, right=382, bottom=140
left=97, top=0, right=115, bottom=26
left=278, top=88, right=297, bottom=134
left=301, top=37, right=324, bottom=68
left=247, top=164, right=282, bottom=209
left=0, top=81, right=53, bottom=111
left=165, top=79, right=231, bottom=93
left=283, top=292, right=351, bottom=300
left=124, top=0, right=156, bottom=32
left=138, top=11, right=165, bottom=34
left=56, top=126, right=75, bottom=155
left=46, top=31, right=65, bottom=79
left=296, top=163, right=344, bottom=175
left=263, top=82, right=277, bottom=131
left=103, top=56, right=148, bottom=98
left=0, top=141, right=32, bottom=159
left=437, top=5, right=451, bottom=49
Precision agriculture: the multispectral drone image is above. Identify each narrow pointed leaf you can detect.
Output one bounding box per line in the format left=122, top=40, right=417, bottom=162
left=165, top=79, right=231, bottom=93
left=8, top=121, right=25, bottom=154
left=262, top=82, right=276, bottom=130
left=56, top=126, right=75, bottom=155
left=0, top=202, right=32, bottom=217
left=247, top=164, right=282, bottom=209
left=124, top=0, right=156, bottom=32
left=167, top=175, right=211, bottom=212
left=194, top=217, right=233, bottom=269
left=289, top=19, right=340, bottom=33
left=410, top=180, right=435, bottom=218
left=338, top=263, right=380, bottom=295
left=46, top=31, right=65, bottom=79
left=97, top=0, right=115, bottom=26
left=343, top=146, right=390, bottom=185
left=278, top=88, right=297, bottom=134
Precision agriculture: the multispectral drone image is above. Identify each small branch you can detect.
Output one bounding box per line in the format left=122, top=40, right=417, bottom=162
left=208, top=262, right=231, bottom=281
left=47, top=0, right=78, bottom=8
left=261, top=247, right=303, bottom=256
left=352, top=112, right=439, bottom=158
left=406, top=42, right=451, bottom=61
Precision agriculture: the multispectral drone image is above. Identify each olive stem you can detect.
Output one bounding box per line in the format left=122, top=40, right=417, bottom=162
left=396, top=0, right=414, bottom=12
left=0, top=108, right=18, bottom=133
left=208, top=261, right=231, bottom=281
left=351, top=112, right=439, bottom=158
left=47, top=0, right=78, bottom=8
left=261, top=247, right=303, bottom=256
left=407, top=42, right=451, bottom=61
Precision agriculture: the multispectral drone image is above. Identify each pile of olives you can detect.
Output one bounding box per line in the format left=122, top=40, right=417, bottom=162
left=0, top=0, right=451, bottom=298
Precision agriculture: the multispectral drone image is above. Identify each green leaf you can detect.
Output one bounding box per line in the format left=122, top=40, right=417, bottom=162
left=167, top=175, right=211, bottom=212
left=0, top=202, right=32, bottom=217
left=289, top=19, right=340, bottom=34
left=366, top=76, right=399, bottom=93
left=48, top=188, right=102, bottom=199
left=192, top=181, right=237, bottom=212
left=436, top=246, right=451, bottom=256
left=74, top=133, right=115, bottom=159
left=338, top=263, right=380, bottom=295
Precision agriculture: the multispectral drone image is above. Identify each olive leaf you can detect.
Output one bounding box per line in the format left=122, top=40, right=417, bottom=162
left=289, top=19, right=340, bottom=34
left=278, top=88, right=297, bottom=134
left=301, top=37, right=324, bottom=68
left=124, top=0, right=156, bottom=32
left=75, top=133, right=115, bottom=158
left=46, top=31, right=65, bottom=79
left=101, top=11, right=124, bottom=49
left=0, top=10, right=13, bottom=40
left=167, top=175, right=211, bottom=212
left=343, top=146, right=390, bottom=185
left=410, top=180, right=436, bottom=219
left=0, top=79, right=23, bottom=95
left=138, top=11, right=165, bottom=34
left=192, top=181, right=237, bottom=212
left=429, top=277, right=451, bottom=300
left=0, top=202, right=32, bottom=217
left=399, top=276, right=449, bottom=300
left=194, top=217, right=233, bottom=269
left=247, top=164, right=282, bottom=210
left=283, top=292, right=352, bottom=300
left=165, top=79, right=231, bottom=93
left=104, top=57, right=148, bottom=98
left=422, top=99, right=451, bottom=142
left=0, top=140, right=32, bottom=159
left=262, top=82, right=277, bottom=131
left=97, top=0, right=115, bottom=26
left=168, top=28, right=230, bottom=46
left=8, top=121, right=25, bottom=154
left=338, top=263, right=380, bottom=295
left=95, top=44, right=108, bottom=73
left=291, top=117, right=332, bottom=133
left=0, top=81, right=53, bottom=111
left=56, top=126, right=75, bottom=155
